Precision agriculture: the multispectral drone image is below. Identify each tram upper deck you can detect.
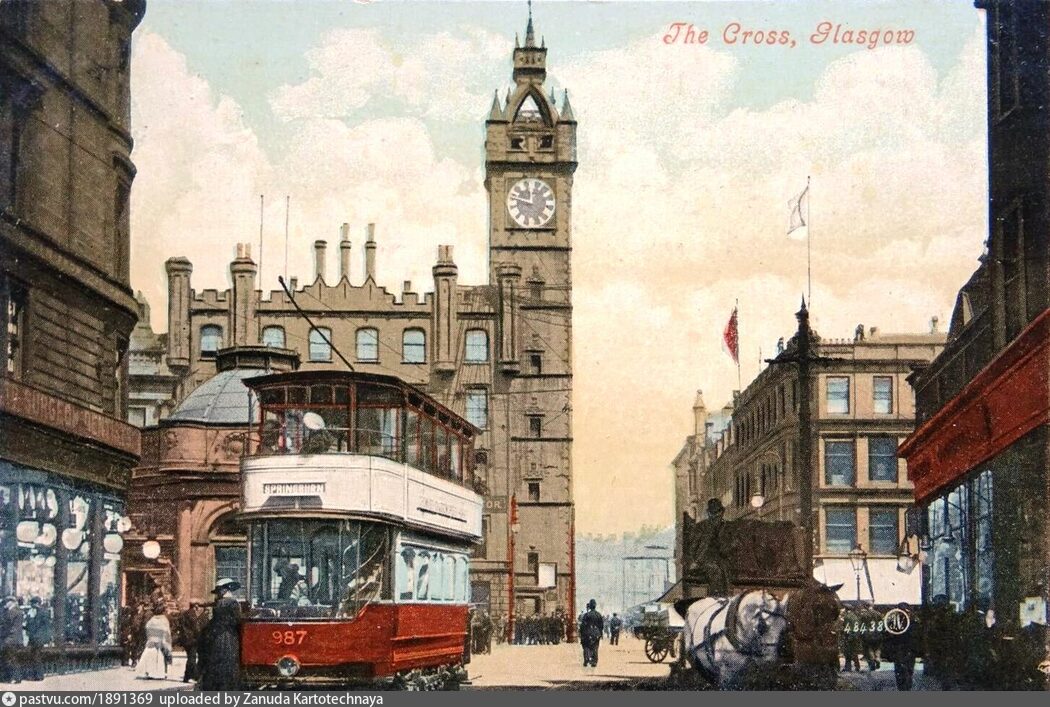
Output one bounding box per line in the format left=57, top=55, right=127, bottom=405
left=241, top=371, right=483, bottom=542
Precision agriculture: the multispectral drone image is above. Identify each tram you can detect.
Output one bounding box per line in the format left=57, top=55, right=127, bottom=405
left=237, top=370, right=483, bottom=689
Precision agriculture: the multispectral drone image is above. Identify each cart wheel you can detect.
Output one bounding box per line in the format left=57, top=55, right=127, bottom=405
left=645, top=639, right=670, bottom=663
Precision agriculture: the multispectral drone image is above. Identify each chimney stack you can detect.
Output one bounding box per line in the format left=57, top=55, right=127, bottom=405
left=339, top=223, right=351, bottom=281
left=930, top=316, right=940, bottom=333
left=364, top=223, right=377, bottom=281
left=289, top=276, right=298, bottom=291
left=314, top=240, right=327, bottom=283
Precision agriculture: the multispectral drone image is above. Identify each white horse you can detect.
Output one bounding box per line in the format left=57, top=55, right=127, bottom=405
left=680, top=589, right=788, bottom=688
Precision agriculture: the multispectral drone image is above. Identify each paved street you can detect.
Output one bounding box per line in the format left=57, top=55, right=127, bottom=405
left=21, top=655, right=192, bottom=692
left=5, top=642, right=943, bottom=692
left=467, top=635, right=672, bottom=689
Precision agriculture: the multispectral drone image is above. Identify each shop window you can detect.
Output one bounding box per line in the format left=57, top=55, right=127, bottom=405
left=824, top=440, right=855, bottom=486
left=402, top=329, right=425, bottom=364
left=215, top=546, right=247, bottom=601
left=825, top=507, right=856, bottom=554
left=873, top=376, right=893, bottom=414
left=826, top=377, right=849, bottom=414
left=868, top=437, right=898, bottom=482
left=311, top=327, right=333, bottom=362
left=466, top=390, right=488, bottom=430
left=868, top=508, right=899, bottom=555
left=199, top=325, right=222, bottom=359
left=465, top=329, right=489, bottom=362
left=3, top=278, right=27, bottom=377
left=355, top=328, right=377, bottom=362
left=262, top=326, right=285, bottom=349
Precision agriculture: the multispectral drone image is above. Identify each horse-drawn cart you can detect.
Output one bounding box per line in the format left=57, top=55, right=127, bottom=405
left=673, top=506, right=843, bottom=690
left=634, top=605, right=682, bottom=663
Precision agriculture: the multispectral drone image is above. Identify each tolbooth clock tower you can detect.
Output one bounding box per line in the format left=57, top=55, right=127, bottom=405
left=483, top=6, right=577, bottom=629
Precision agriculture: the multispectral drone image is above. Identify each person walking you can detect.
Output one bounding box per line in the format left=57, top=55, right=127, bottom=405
left=24, top=598, right=50, bottom=681
left=176, top=602, right=207, bottom=683
left=135, top=601, right=173, bottom=680
left=882, top=603, right=920, bottom=691
left=579, top=599, right=603, bottom=667
left=609, top=613, right=622, bottom=646
left=199, top=578, right=242, bottom=691
left=0, top=597, right=23, bottom=683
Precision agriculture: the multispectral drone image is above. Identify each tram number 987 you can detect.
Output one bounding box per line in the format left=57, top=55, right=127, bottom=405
left=273, top=630, right=308, bottom=646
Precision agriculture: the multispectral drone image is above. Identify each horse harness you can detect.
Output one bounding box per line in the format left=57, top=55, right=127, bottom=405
left=695, top=590, right=786, bottom=670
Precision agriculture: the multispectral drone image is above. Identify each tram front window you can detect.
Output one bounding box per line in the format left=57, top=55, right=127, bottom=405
left=249, top=520, right=388, bottom=619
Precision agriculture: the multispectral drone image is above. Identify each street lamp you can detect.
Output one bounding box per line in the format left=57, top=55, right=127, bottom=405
left=848, top=544, right=867, bottom=602
left=750, top=492, right=765, bottom=509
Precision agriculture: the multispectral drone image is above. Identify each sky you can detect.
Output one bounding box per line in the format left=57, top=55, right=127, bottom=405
left=128, top=0, right=989, bottom=536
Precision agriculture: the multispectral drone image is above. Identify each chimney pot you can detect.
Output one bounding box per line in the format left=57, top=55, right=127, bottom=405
left=314, top=240, right=327, bottom=283
left=289, top=276, right=298, bottom=290
left=403, top=280, right=412, bottom=293
left=931, top=316, right=940, bottom=333
left=340, top=223, right=350, bottom=241
left=364, top=224, right=377, bottom=280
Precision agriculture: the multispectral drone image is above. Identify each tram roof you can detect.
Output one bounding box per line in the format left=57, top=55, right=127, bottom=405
left=243, top=369, right=480, bottom=436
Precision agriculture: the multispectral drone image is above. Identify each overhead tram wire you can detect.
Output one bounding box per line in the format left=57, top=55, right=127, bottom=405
left=278, top=275, right=355, bottom=372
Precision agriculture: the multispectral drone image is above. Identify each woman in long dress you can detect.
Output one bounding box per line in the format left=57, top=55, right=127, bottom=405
left=199, top=578, right=242, bottom=691
left=135, top=603, right=172, bottom=680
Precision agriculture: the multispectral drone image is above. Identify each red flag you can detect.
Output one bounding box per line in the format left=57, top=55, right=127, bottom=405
left=723, top=307, right=739, bottom=365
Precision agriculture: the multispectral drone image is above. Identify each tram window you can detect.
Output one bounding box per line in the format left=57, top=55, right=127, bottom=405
left=444, top=555, right=455, bottom=601
left=420, top=416, right=436, bottom=473
left=450, top=440, right=462, bottom=480
left=405, top=409, right=422, bottom=467
left=260, top=388, right=285, bottom=405
left=430, top=553, right=444, bottom=601
left=288, top=387, right=307, bottom=405
left=398, top=548, right=416, bottom=601
left=357, top=407, right=398, bottom=460
left=436, top=425, right=451, bottom=477
left=248, top=520, right=389, bottom=618
left=416, top=552, right=431, bottom=600
left=457, top=556, right=469, bottom=602
left=311, top=385, right=333, bottom=404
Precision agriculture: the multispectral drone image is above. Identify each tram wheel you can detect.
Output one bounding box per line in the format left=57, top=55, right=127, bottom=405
left=645, top=639, right=670, bottom=663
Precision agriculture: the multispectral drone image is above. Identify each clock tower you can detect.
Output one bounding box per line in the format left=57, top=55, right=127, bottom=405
left=483, top=4, right=577, bottom=630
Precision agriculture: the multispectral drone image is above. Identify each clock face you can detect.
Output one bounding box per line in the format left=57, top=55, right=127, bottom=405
left=507, top=178, right=555, bottom=228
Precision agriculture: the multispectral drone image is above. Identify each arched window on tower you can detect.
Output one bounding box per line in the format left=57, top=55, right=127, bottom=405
left=262, top=326, right=285, bottom=349
left=514, top=94, right=544, bottom=124
left=200, top=325, right=222, bottom=359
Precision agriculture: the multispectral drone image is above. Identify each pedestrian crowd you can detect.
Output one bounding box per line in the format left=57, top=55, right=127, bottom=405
left=118, top=578, right=243, bottom=690
left=511, top=612, right=566, bottom=645
left=837, top=597, right=1048, bottom=691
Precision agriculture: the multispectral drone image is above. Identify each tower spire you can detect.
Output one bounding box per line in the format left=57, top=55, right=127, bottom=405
left=525, top=0, right=536, bottom=47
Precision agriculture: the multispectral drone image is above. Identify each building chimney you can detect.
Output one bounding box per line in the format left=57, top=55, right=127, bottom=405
left=313, top=240, right=326, bottom=283
left=289, top=276, right=298, bottom=291
left=869, top=326, right=878, bottom=338
left=930, top=316, right=940, bottom=333
left=364, top=223, right=377, bottom=281
left=339, top=223, right=351, bottom=281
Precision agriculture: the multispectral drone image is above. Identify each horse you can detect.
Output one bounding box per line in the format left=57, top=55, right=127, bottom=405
left=675, top=581, right=843, bottom=690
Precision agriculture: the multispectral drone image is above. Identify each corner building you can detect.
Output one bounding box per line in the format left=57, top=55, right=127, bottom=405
left=139, top=15, right=576, bottom=624
left=0, top=1, right=145, bottom=672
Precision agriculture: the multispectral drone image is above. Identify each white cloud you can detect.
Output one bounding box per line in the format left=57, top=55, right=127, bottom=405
left=130, top=17, right=988, bottom=536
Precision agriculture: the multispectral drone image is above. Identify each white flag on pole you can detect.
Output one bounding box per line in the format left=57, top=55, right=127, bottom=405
left=787, top=184, right=809, bottom=239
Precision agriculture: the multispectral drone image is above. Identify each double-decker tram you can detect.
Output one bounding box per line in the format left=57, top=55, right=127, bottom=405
left=238, top=371, right=483, bottom=689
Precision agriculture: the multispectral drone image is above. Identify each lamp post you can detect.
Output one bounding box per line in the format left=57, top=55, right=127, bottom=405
left=848, top=544, right=867, bottom=602
left=507, top=496, right=519, bottom=643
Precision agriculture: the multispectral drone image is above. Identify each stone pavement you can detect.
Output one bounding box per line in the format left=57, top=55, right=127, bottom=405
left=9, top=654, right=193, bottom=692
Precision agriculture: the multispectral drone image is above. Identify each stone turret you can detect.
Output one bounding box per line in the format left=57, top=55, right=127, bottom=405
left=693, top=389, right=708, bottom=439
left=229, top=243, right=257, bottom=347
left=339, top=223, right=351, bottom=282
left=432, top=245, right=458, bottom=375
left=364, top=223, right=377, bottom=282
left=165, top=256, right=192, bottom=369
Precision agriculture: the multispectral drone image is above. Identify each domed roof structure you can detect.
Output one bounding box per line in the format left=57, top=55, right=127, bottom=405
left=166, top=369, right=261, bottom=425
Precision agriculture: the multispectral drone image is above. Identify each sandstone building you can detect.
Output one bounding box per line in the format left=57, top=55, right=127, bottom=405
left=0, top=0, right=145, bottom=672
left=675, top=325, right=945, bottom=606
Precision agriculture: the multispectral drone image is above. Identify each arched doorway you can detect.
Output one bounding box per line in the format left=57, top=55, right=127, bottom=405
left=211, top=514, right=247, bottom=600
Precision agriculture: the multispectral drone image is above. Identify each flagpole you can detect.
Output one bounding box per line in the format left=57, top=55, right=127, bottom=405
left=806, top=175, right=812, bottom=309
